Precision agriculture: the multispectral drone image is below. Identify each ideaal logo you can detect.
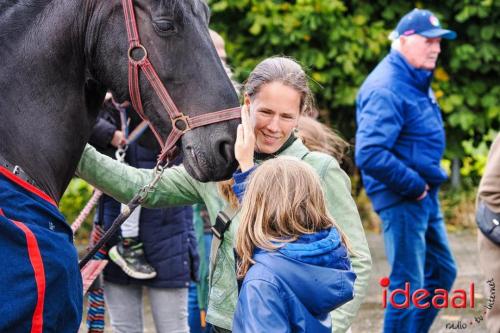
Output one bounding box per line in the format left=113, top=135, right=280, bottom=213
left=379, top=277, right=496, bottom=330
left=379, top=277, right=475, bottom=309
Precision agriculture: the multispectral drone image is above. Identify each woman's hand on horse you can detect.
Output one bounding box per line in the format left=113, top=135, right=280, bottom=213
left=235, top=104, right=255, bottom=172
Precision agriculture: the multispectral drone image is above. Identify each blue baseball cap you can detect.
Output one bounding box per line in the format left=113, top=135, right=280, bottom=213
left=391, top=8, right=456, bottom=40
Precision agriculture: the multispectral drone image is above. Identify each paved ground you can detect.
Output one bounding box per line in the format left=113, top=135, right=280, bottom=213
left=79, top=230, right=489, bottom=332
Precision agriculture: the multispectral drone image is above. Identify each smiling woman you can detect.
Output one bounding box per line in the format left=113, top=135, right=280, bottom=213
left=78, top=56, right=372, bottom=332
left=246, top=82, right=301, bottom=153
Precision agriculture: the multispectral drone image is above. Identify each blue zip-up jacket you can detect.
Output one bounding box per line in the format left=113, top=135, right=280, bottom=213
left=355, top=49, right=448, bottom=212
left=232, top=228, right=356, bottom=333
left=231, top=167, right=356, bottom=332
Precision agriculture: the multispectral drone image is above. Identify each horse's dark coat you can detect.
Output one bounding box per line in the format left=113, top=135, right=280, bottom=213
left=0, top=1, right=239, bottom=330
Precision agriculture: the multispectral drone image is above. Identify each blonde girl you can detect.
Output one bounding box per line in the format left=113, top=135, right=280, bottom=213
left=232, top=157, right=356, bottom=332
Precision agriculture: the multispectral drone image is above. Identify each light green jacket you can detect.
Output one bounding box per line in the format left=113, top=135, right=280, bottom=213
left=77, top=139, right=372, bottom=332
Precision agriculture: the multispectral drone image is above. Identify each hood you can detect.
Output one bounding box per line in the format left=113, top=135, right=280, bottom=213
left=253, top=228, right=356, bottom=315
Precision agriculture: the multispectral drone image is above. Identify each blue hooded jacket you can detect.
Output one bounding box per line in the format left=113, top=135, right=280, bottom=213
left=355, top=49, right=448, bottom=212
left=231, top=166, right=356, bottom=332
left=232, top=228, right=356, bottom=333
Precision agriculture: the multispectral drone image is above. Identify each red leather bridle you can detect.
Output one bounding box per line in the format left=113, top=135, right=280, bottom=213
left=121, top=0, right=241, bottom=164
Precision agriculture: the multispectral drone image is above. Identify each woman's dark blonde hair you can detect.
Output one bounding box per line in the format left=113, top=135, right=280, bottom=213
left=235, top=157, right=350, bottom=278
left=244, top=56, right=314, bottom=115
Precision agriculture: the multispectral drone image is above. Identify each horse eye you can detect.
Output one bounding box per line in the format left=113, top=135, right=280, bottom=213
left=154, top=19, right=176, bottom=34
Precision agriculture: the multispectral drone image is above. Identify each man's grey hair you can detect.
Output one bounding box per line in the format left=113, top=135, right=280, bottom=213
left=391, top=38, right=401, bottom=50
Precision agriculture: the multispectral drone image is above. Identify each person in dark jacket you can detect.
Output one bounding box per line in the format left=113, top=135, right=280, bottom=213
left=90, top=96, right=157, bottom=279
left=89, top=97, right=199, bottom=333
left=355, top=9, right=457, bottom=333
left=231, top=155, right=355, bottom=333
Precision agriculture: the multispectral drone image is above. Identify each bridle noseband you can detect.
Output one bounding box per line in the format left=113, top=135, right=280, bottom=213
left=121, top=0, right=241, bottom=164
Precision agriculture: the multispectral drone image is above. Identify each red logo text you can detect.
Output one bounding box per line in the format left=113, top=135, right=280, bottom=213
left=380, top=277, right=475, bottom=309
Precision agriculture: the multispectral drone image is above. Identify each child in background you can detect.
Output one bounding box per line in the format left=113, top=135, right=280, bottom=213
left=231, top=156, right=356, bottom=333
left=90, top=95, right=156, bottom=279
left=296, top=115, right=353, bottom=174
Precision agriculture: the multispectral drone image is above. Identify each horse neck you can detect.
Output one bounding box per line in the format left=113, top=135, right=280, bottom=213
left=0, top=0, right=101, bottom=203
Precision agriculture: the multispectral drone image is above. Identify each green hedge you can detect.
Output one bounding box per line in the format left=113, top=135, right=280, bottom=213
left=209, top=0, right=499, bottom=183
left=59, top=178, right=94, bottom=242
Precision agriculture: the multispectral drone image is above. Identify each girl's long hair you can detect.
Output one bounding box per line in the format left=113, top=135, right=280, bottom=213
left=235, top=157, right=349, bottom=278
left=296, top=116, right=350, bottom=164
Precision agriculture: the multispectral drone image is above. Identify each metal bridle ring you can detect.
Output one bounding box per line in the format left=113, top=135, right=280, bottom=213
left=172, top=115, right=191, bottom=134
left=128, top=44, right=148, bottom=64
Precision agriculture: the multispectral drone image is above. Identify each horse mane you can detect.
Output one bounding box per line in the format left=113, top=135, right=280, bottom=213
left=157, top=0, right=209, bottom=22
left=0, top=0, right=59, bottom=41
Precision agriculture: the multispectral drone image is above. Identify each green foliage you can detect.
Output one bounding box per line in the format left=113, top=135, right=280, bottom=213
left=209, top=0, right=500, bottom=180
left=431, top=0, right=499, bottom=183
left=59, top=178, right=95, bottom=242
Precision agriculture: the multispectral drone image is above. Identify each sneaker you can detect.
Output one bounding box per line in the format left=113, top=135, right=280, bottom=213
left=108, top=237, right=157, bottom=279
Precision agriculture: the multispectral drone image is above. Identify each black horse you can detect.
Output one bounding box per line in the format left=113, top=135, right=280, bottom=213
left=0, top=0, right=240, bottom=204
left=0, top=0, right=239, bottom=331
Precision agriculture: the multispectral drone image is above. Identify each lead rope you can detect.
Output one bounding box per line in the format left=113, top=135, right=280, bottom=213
left=85, top=223, right=107, bottom=333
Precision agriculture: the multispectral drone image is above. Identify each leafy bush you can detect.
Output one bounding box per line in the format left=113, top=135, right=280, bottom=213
left=209, top=0, right=499, bottom=181
left=59, top=178, right=95, bottom=242
left=439, top=185, right=477, bottom=231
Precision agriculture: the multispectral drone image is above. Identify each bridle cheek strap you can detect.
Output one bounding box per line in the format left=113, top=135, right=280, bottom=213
left=157, top=106, right=241, bottom=162
left=121, top=0, right=241, bottom=164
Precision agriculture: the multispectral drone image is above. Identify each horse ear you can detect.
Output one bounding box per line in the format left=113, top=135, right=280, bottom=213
left=201, top=0, right=211, bottom=23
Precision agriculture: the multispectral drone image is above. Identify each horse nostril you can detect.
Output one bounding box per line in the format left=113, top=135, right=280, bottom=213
left=218, top=140, right=233, bottom=164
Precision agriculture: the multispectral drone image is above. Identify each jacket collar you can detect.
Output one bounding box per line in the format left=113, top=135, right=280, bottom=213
left=254, top=133, right=300, bottom=161
left=389, top=49, right=434, bottom=93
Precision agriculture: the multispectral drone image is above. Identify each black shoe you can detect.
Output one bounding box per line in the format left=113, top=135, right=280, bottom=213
left=109, top=237, right=157, bottom=279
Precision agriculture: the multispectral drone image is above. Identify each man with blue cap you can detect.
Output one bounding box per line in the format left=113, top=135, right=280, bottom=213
left=355, top=8, right=457, bottom=333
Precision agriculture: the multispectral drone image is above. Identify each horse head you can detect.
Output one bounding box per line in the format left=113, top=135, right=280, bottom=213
left=0, top=0, right=239, bottom=202
left=89, top=0, right=240, bottom=182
